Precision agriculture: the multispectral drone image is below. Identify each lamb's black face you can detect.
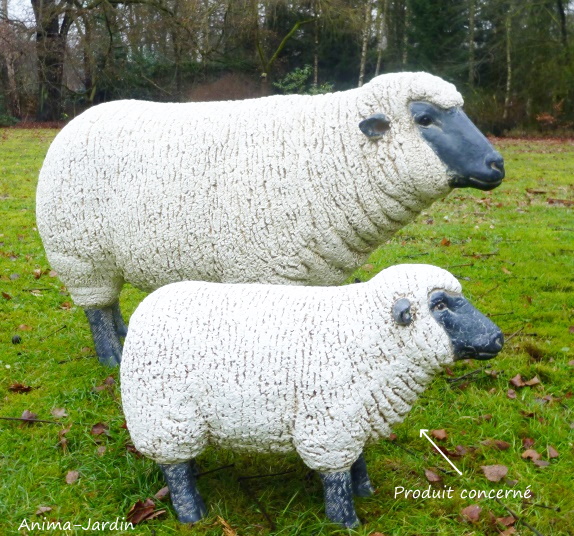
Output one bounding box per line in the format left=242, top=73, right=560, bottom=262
left=429, top=291, right=504, bottom=361
left=410, top=102, right=505, bottom=191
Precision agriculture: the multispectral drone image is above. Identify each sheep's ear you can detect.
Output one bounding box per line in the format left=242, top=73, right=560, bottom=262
left=392, top=298, right=413, bottom=326
left=359, top=113, right=391, bottom=139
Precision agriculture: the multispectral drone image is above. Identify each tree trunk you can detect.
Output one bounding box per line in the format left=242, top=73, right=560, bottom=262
left=313, top=3, right=319, bottom=88
left=31, top=0, right=73, bottom=121
left=556, top=0, right=569, bottom=60
left=468, top=0, right=475, bottom=87
left=374, top=0, right=388, bottom=76
left=4, top=51, right=21, bottom=117
left=503, top=9, right=512, bottom=121
left=402, top=1, right=409, bottom=65
left=358, top=0, right=371, bottom=87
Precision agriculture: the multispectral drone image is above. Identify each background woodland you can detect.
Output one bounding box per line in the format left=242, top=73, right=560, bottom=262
left=1, top=1, right=574, bottom=132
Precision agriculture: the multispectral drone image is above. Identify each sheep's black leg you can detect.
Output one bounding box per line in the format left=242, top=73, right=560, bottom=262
left=111, top=301, right=128, bottom=338
left=319, top=470, right=359, bottom=528
left=159, top=461, right=207, bottom=524
left=351, top=453, right=375, bottom=497
left=84, top=306, right=123, bottom=367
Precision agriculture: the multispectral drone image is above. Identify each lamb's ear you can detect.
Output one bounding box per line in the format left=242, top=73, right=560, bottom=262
left=392, top=298, right=413, bottom=326
left=359, top=113, right=391, bottom=139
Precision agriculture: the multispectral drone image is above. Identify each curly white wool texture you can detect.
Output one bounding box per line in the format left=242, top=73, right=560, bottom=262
left=36, top=72, right=463, bottom=308
left=121, top=264, right=461, bottom=472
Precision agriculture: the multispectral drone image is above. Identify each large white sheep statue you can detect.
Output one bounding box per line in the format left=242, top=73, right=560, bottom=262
left=37, top=71, right=505, bottom=366
left=120, top=264, right=504, bottom=528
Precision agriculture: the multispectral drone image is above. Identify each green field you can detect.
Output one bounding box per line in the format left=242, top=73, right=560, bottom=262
left=0, top=129, right=572, bottom=535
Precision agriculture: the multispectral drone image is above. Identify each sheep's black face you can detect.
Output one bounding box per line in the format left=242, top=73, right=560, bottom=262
left=429, top=291, right=504, bottom=361
left=410, top=102, right=505, bottom=192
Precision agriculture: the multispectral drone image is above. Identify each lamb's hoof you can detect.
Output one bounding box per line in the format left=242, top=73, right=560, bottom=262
left=339, top=515, right=360, bottom=529
left=353, top=481, right=375, bottom=497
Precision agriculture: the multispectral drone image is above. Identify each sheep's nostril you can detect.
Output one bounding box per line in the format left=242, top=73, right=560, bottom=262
left=486, top=154, right=505, bottom=178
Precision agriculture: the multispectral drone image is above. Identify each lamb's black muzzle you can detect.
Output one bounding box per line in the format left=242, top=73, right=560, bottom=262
left=429, top=291, right=504, bottom=361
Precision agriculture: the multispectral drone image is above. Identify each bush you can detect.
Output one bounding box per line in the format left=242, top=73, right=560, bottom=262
left=0, top=113, right=18, bottom=127
left=273, top=65, right=334, bottom=95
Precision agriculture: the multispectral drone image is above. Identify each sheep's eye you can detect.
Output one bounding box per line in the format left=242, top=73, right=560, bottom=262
left=434, top=302, right=447, bottom=312
left=417, top=114, right=433, bottom=127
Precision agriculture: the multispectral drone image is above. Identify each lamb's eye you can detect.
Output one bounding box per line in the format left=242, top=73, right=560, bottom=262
left=434, top=302, right=447, bottom=311
left=417, top=114, right=433, bottom=127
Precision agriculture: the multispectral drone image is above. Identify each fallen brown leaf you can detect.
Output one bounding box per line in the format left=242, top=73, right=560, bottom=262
left=500, top=528, right=517, bottom=536
left=35, top=506, right=52, bottom=516
left=65, top=470, right=79, bottom=484
left=435, top=445, right=462, bottom=459
left=154, top=486, right=170, bottom=500
left=481, top=464, right=508, bottom=482
left=510, top=374, right=525, bottom=387
left=440, top=238, right=451, bottom=247
left=21, top=409, right=38, bottom=422
left=431, top=429, right=447, bottom=440
left=51, top=407, right=67, bottom=418
left=507, top=389, right=517, bottom=399
left=60, top=301, right=73, bottom=310
left=218, top=516, right=237, bottom=536
left=126, top=499, right=166, bottom=525
left=58, top=425, right=72, bottom=452
left=9, top=383, right=33, bottom=393
left=497, top=515, right=516, bottom=527
left=533, top=460, right=550, bottom=467
left=126, top=443, right=143, bottom=457
left=524, top=376, right=541, bottom=387
left=96, top=446, right=107, bottom=457
left=91, top=422, right=109, bottom=436
left=522, top=449, right=541, bottom=461
left=424, top=468, right=442, bottom=483
left=481, top=439, right=511, bottom=450
left=33, top=268, right=42, bottom=279
left=547, top=445, right=559, bottom=458
left=522, top=437, right=535, bottom=448
left=502, top=266, right=512, bottom=275
left=18, top=324, right=33, bottom=331
left=2, top=292, right=12, bottom=300
left=126, top=499, right=155, bottom=525
left=455, top=445, right=470, bottom=456
left=461, top=504, right=481, bottom=523
left=547, top=198, right=574, bottom=206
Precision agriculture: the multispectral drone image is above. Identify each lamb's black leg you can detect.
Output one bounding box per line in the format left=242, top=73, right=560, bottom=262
left=84, top=306, right=123, bottom=367
left=159, top=461, right=207, bottom=524
left=319, top=470, right=359, bottom=528
left=111, top=301, right=128, bottom=338
left=351, top=453, right=375, bottom=497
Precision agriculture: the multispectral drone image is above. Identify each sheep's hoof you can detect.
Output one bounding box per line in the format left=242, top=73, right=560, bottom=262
left=320, top=471, right=360, bottom=528
left=176, top=500, right=207, bottom=524
left=353, top=481, right=375, bottom=497
left=351, top=452, right=374, bottom=497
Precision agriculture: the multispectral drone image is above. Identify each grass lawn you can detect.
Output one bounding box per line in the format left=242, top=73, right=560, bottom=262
left=0, top=129, right=572, bottom=535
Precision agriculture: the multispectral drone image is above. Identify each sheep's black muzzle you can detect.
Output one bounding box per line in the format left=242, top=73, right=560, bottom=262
left=429, top=291, right=504, bottom=361
left=410, top=102, right=505, bottom=192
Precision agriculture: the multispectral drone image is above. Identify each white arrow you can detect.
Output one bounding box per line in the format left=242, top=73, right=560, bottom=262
left=420, top=429, right=463, bottom=476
